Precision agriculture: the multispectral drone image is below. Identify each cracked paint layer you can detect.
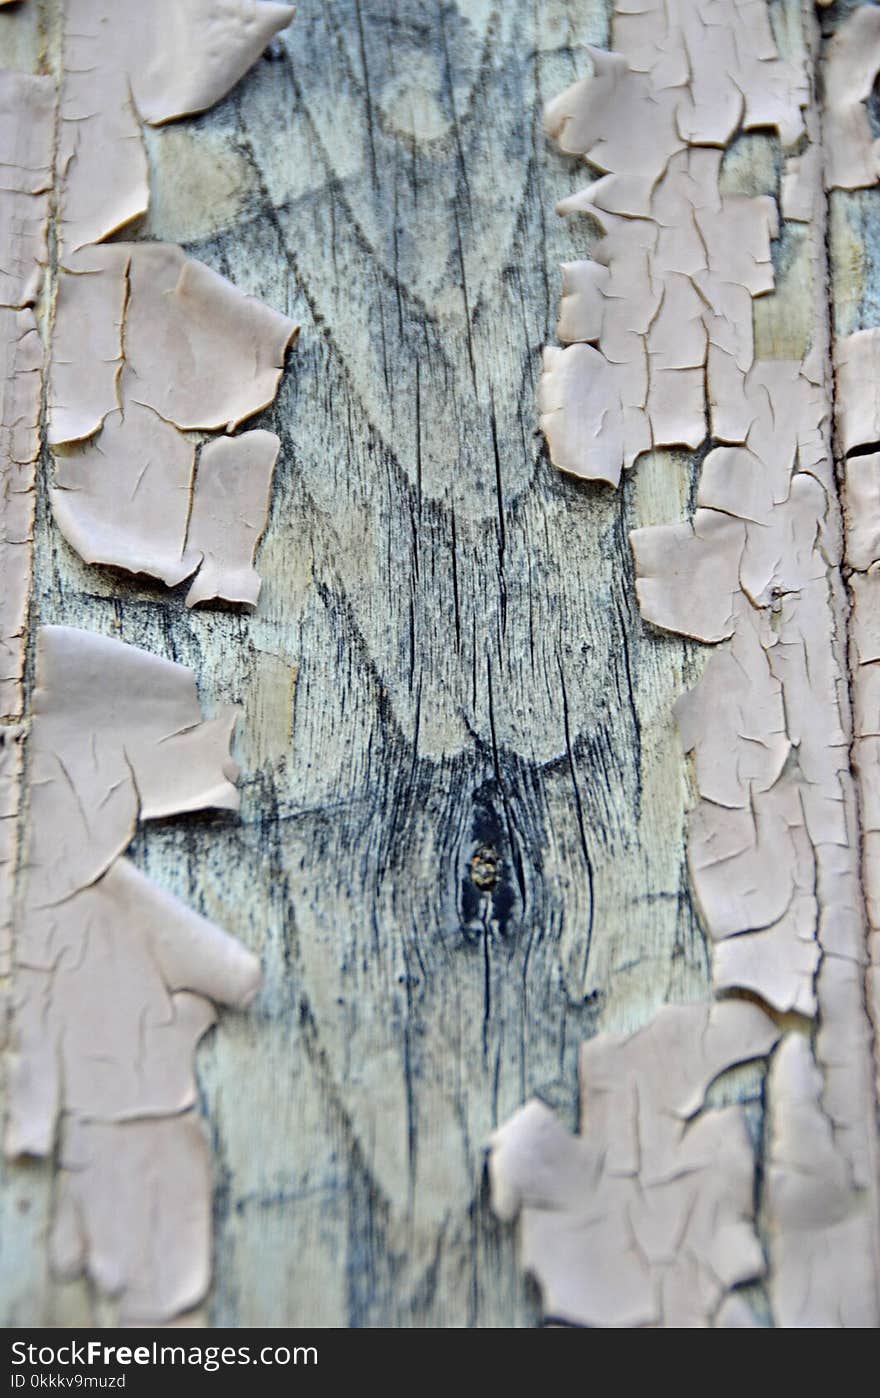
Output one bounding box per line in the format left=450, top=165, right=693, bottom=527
left=0, top=724, right=23, bottom=980
left=58, top=0, right=296, bottom=254
left=835, top=328, right=880, bottom=456
left=0, top=71, right=54, bottom=1043
left=43, top=3, right=298, bottom=607
left=0, top=69, right=53, bottom=309
left=836, top=320, right=880, bottom=1181
left=0, top=0, right=296, bottom=1327
left=51, top=243, right=295, bottom=440
left=48, top=242, right=295, bottom=605
left=5, top=626, right=261, bottom=1323
left=0, top=312, right=43, bottom=713
left=496, top=0, right=880, bottom=1328
left=489, top=1001, right=779, bottom=1328
left=626, top=5, right=880, bottom=1324
left=822, top=3, right=880, bottom=192
left=629, top=354, right=843, bottom=1021
left=765, top=1033, right=879, bottom=1326
left=0, top=71, right=54, bottom=720
left=538, top=1, right=806, bottom=486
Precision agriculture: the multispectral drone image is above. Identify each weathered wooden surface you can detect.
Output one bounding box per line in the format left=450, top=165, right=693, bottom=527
left=0, top=0, right=829, bottom=1327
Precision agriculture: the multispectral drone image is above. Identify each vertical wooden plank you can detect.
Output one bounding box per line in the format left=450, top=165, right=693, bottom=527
left=0, top=0, right=786, bottom=1326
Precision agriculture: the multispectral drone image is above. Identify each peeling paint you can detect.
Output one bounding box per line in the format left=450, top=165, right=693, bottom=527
left=41, top=0, right=301, bottom=608
left=835, top=212, right=880, bottom=1231
left=184, top=430, right=280, bottom=609
left=58, top=0, right=295, bottom=254
left=765, top=1033, right=879, bottom=1325
left=0, top=724, right=23, bottom=980
left=489, top=1001, right=779, bottom=1327
left=5, top=626, right=260, bottom=1323
left=48, top=242, right=295, bottom=603
left=822, top=4, right=880, bottom=192
left=0, top=71, right=54, bottom=719
left=538, top=3, right=806, bottom=487
left=0, top=0, right=299, bottom=1327
left=498, top=0, right=880, bottom=1327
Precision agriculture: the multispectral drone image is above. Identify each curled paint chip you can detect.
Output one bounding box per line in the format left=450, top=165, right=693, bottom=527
left=122, top=243, right=295, bottom=433
left=489, top=1001, right=779, bottom=1328
left=844, top=453, right=880, bottom=571
left=49, top=243, right=295, bottom=598
left=22, top=625, right=239, bottom=910
left=688, top=780, right=819, bottom=1017
left=631, top=511, right=744, bottom=645
left=12, top=858, right=257, bottom=1154
left=5, top=626, right=260, bottom=1321
left=58, top=28, right=150, bottom=256
left=126, top=0, right=296, bottom=126
left=835, top=329, right=880, bottom=457
left=822, top=4, right=880, bottom=192
left=51, top=243, right=296, bottom=443
left=51, top=403, right=199, bottom=587
left=59, top=0, right=296, bottom=252
left=538, top=343, right=646, bottom=488
left=674, top=607, right=789, bottom=811
left=185, top=430, right=280, bottom=608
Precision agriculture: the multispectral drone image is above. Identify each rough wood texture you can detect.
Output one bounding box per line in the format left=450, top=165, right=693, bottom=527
left=1, top=0, right=839, bottom=1327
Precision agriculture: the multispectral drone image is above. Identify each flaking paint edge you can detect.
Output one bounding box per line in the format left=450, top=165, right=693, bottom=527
left=1, top=0, right=299, bottom=1325
left=5, top=626, right=261, bottom=1324
left=492, top=0, right=880, bottom=1328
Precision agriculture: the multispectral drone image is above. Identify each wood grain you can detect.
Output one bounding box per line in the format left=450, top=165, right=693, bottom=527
left=0, top=0, right=764, bottom=1327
